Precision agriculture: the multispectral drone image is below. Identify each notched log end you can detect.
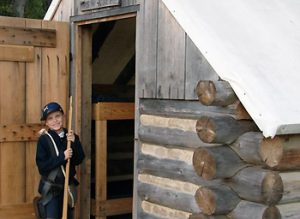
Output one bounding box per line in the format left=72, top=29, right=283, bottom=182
left=262, top=206, right=281, bottom=219
left=260, top=137, right=283, bottom=168
left=195, top=187, right=216, bottom=215
left=262, top=172, right=283, bottom=205
left=196, top=81, right=216, bottom=106
left=196, top=117, right=216, bottom=143
left=193, top=148, right=216, bottom=180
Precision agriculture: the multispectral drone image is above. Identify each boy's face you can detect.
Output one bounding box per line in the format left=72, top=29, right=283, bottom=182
left=45, top=111, right=64, bottom=132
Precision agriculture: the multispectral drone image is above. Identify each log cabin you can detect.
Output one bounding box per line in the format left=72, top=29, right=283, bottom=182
left=0, top=0, right=300, bottom=219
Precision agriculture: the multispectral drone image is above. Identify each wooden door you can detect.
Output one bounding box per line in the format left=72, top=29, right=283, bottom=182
left=0, top=16, right=69, bottom=219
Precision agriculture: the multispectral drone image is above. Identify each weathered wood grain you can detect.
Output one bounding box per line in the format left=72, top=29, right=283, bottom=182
left=226, top=167, right=283, bottom=205
left=92, top=102, right=134, bottom=120
left=138, top=143, right=220, bottom=185
left=0, top=45, right=34, bottom=62
left=230, top=132, right=265, bottom=165
left=195, top=185, right=240, bottom=215
left=80, top=0, right=121, bottom=11
left=231, top=132, right=300, bottom=170
left=140, top=99, right=250, bottom=120
left=196, top=115, right=258, bottom=144
left=136, top=0, right=158, bottom=98
left=141, top=200, right=192, bottom=219
left=91, top=197, right=132, bottom=217
left=277, top=202, right=300, bottom=219
left=228, top=200, right=280, bottom=219
left=260, top=135, right=300, bottom=170
left=196, top=80, right=237, bottom=106
left=280, top=171, right=300, bottom=204
left=156, top=1, right=185, bottom=99
left=185, top=36, right=219, bottom=100
left=139, top=125, right=217, bottom=148
left=193, top=146, right=247, bottom=180
left=138, top=174, right=202, bottom=213
left=0, top=26, right=56, bottom=47
left=0, top=123, right=44, bottom=142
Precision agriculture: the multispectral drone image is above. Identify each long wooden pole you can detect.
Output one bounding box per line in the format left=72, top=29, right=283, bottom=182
left=62, top=96, right=73, bottom=219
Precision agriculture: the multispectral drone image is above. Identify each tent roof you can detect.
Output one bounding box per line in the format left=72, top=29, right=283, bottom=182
left=162, top=0, right=300, bottom=137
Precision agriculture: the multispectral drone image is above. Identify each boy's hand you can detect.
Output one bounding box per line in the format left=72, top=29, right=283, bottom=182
left=66, top=130, right=75, bottom=142
left=64, top=148, right=73, bottom=160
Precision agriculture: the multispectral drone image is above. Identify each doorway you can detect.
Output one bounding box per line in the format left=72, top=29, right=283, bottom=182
left=73, top=14, right=136, bottom=219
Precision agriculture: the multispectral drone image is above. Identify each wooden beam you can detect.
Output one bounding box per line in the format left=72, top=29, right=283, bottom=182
left=196, top=115, right=258, bottom=144
left=71, top=5, right=139, bottom=24
left=277, top=202, right=300, bottom=218
left=0, top=123, right=44, bottom=142
left=230, top=132, right=265, bottom=166
left=0, top=26, right=56, bottom=47
left=80, top=0, right=121, bottom=11
left=140, top=114, right=197, bottom=132
left=229, top=200, right=280, bottom=219
left=139, top=125, right=218, bottom=148
left=196, top=80, right=237, bottom=106
left=227, top=167, right=283, bottom=205
left=91, top=197, right=132, bottom=217
left=0, top=45, right=34, bottom=62
left=141, top=200, right=192, bottom=219
left=140, top=99, right=250, bottom=120
left=138, top=174, right=202, bottom=214
left=93, top=102, right=134, bottom=120
left=193, top=146, right=247, bottom=180
left=279, top=171, right=300, bottom=204
left=195, top=185, right=240, bottom=215
left=231, top=132, right=300, bottom=170
left=138, top=143, right=218, bottom=185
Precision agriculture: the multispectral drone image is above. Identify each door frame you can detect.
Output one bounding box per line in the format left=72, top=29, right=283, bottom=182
left=70, top=5, right=138, bottom=219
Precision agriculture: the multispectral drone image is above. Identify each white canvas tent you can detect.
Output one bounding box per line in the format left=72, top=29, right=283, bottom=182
left=162, top=0, right=300, bottom=137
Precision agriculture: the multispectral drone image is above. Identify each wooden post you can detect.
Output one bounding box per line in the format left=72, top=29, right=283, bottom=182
left=196, top=80, right=237, bottom=106
left=62, top=97, right=73, bottom=219
left=95, top=120, right=107, bottom=219
left=196, top=115, right=258, bottom=144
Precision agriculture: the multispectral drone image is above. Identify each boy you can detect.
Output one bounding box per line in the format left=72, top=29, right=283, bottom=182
left=36, top=102, right=85, bottom=219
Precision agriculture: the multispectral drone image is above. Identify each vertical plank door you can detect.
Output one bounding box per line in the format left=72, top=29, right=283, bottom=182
left=0, top=16, right=69, bottom=219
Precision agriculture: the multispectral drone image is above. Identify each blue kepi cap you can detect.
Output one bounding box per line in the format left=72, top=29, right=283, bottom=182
left=41, top=102, right=64, bottom=121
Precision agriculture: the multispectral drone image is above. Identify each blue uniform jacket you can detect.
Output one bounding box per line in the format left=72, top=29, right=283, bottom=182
left=36, top=128, right=85, bottom=187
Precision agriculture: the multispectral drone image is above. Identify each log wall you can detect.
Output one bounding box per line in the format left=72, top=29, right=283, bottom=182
left=137, top=81, right=300, bottom=218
